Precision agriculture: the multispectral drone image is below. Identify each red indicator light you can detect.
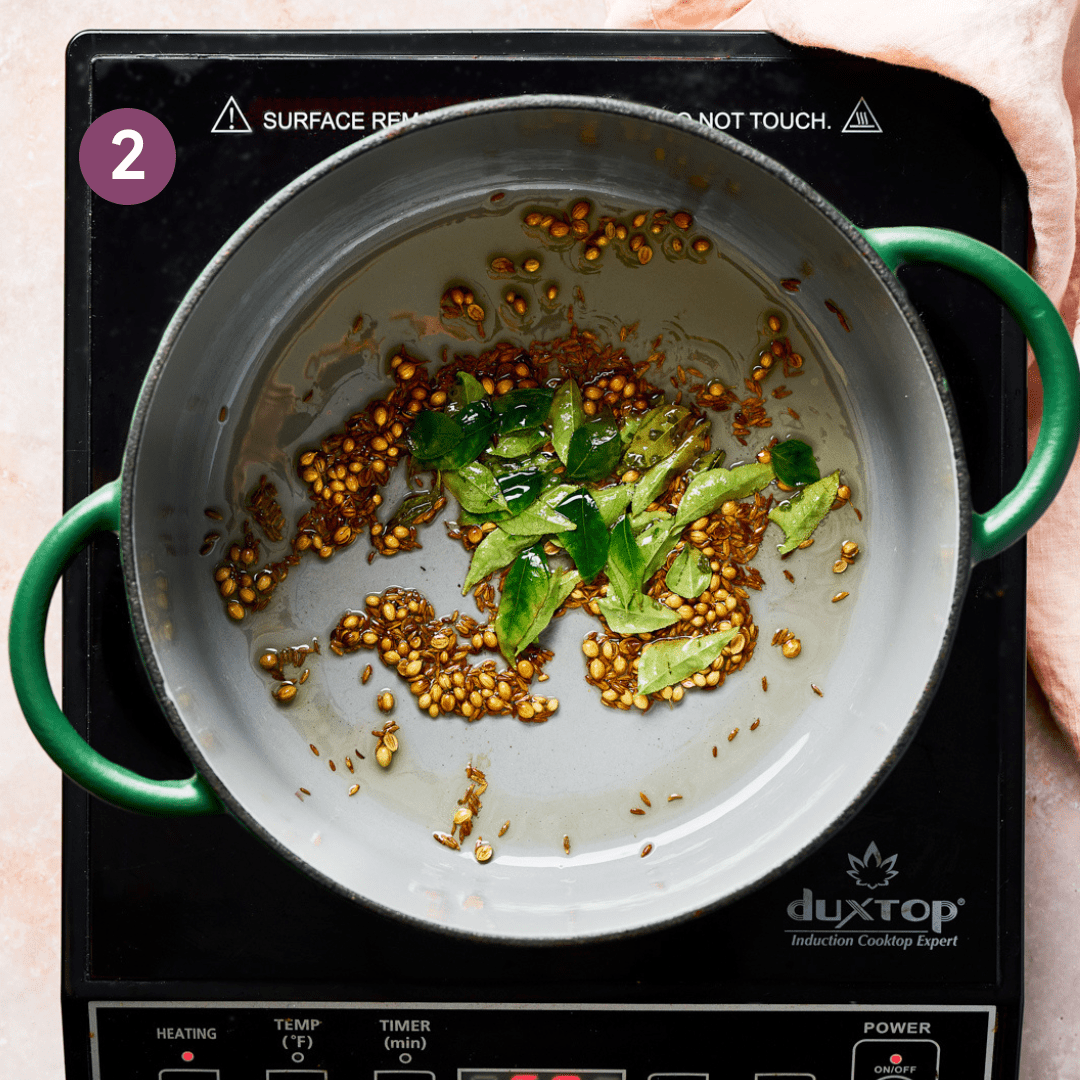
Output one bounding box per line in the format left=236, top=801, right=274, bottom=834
left=181, top=1051, right=194, bottom=1062
left=890, top=1054, right=902, bottom=1065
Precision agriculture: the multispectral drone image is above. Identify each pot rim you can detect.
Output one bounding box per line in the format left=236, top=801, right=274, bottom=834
left=119, top=93, right=972, bottom=945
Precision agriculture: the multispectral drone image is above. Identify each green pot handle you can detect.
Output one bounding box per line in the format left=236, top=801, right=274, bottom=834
left=861, top=226, right=1080, bottom=563
left=9, top=478, right=222, bottom=815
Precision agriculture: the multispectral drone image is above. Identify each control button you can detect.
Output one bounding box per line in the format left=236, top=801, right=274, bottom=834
left=852, top=1039, right=939, bottom=1079
left=754, top=1074, right=816, bottom=1079
left=266, top=1071, right=327, bottom=1079
left=159, top=1071, right=220, bottom=1080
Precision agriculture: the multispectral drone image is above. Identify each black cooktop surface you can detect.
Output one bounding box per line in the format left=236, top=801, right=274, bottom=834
left=63, top=30, right=1025, bottom=1080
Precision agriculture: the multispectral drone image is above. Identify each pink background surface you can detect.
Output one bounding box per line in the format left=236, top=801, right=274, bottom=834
left=2, top=4, right=1078, bottom=1077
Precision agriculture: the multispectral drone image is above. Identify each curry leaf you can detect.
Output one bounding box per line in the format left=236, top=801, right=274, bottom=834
left=597, top=594, right=681, bottom=635
left=461, top=529, right=535, bottom=594
left=487, top=428, right=549, bottom=458
left=388, top=489, right=444, bottom=528
left=768, top=470, right=840, bottom=554
left=621, top=404, right=693, bottom=470
left=498, top=483, right=578, bottom=536
left=632, top=422, right=710, bottom=516
left=665, top=545, right=712, bottom=598
left=497, top=469, right=545, bottom=516
left=494, top=545, right=552, bottom=661
left=637, top=630, right=739, bottom=695
left=673, top=462, right=775, bottom=529
left=493, top=387, right=555, bottom=432
left=410, top=410, right=464, bottom=462
left=514, top=568, right=582, bottom=657
left=565, top=418, right=622, bottom=482
left=550, top=379, right=585, bottom=465
left=453, top=371, right=487, bottom=407
left=430, top=400, right=498, bottom=470
left=443, top=461, right=509, bottom=514
left=556, top=489, right=609, bottom=582
left=591, top=483, right=635, bottom=527
left=605, top=513, right=645, bottom=606
left=770, top=439, right=820, bottom=487
left=640, top=514, right=682, bottom=582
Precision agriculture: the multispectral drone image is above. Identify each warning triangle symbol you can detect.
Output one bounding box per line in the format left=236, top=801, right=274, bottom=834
left=841, top=97, right=882, bottom=135
left=211, top=96, right=253, bottom=135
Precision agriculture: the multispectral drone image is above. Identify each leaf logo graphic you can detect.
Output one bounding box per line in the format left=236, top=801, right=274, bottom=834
left=846, top=841, right=899, bottom=889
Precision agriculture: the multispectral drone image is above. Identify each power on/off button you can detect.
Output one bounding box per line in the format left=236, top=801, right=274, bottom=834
left=851, top=1039, right=940, bottom=1080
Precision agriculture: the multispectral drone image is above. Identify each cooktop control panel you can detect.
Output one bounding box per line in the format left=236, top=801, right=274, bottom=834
left=88, top=1003, right=992, bottom=1079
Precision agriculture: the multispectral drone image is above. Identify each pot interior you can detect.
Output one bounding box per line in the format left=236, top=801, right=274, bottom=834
left=124, top=100, right=963, bottom=941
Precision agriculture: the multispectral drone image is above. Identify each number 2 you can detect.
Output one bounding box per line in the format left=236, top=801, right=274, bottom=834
left=111, top=129, right=145, bottom=180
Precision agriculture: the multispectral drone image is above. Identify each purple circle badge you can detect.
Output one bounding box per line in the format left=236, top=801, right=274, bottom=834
left=79, top=108, right=176, bottom=205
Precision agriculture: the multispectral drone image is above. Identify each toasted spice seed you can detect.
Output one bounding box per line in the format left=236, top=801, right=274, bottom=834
left=833, top=559, right=848, bottom=574
left=782, top=638, right=802, bottom=659
left=362, top=664, right=372, bottom=684
left=563, top=835, right=571, bottom=854
left=761, top=676, right=768, bottom=692
left=348, top=784, right=360, bottom=796
left=433, top=832, right=461, bottom=850
left=499, top=820, right=510, bottom=837
left=375, top=745, right=392, bottom=768
left=639, top=792, right=652, bottom=807
left=299, top=788, right=311, bottom=796
left=631, top=807, right=646, bottom=816
left=728, top=728, right=739, bottom=741
left=832, top=591, right=850, bottom=603
left=328, top=759, right=336, bottom=771
left=345, top=757, right=354, bottom=772
left=475, top=842, right=494, bottom=863
left=641, top=843, right=653, bottom=858
left=668, top=794, right=683, bottom=801
left=377, top=691, right=395, bottom=712
left=309, top=744, right=319, bottom=756
left=270, top=681, right=295, bottom=703
left=811, top=683, right=824, bottom=697
left=750, top=718, right=761, bottom=730
left=712, top=746, right=718, bottom=757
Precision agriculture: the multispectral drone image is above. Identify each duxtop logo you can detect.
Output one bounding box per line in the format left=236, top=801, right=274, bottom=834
left=785, top=840, right=963, bottom=949
left=846, top=841, right=899, bottom=889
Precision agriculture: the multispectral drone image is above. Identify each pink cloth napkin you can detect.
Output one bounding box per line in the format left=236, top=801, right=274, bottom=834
left=605, top=0, right=1080, bottom=757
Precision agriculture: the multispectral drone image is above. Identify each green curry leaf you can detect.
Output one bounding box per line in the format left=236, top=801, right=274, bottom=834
left=673, top=462, right=775, bottom=529
left=590, top=484, right=634, bottom=527
left=770, top=439, right=821, bottom=487
left=565, top=418, right=622, bottom=482
left=409, top=410, right=464, bottom=462
left=494, top=545, right=552, bottom=661
left=461, top=529, right=535, bottom=594
left=498, top=483, right=579, bottom=536
left=443, top=461, right=509, bottom=514
left=605, top=513, right=645, bottom=606
left=556, top=489, right=609, bottom=582
left=621, top=404, right=693, bottom=470
left=597, top=594, right=681, bottom=635
left=453, top=371, right=487, bottom=408
left=493, top=387, right=555, bottom=432
left=487, top=428, right=549, bottom=458
left=637, top=630, right=739, bottom=695
left=497, top=469, right=545, bottom=516
left=665, top=545, right=712, bottom=598
left=768, top=470, right=840, bottom=554
left=429, top=400, right=498, bottom=470
left=550, top=379, right=585, bottom=465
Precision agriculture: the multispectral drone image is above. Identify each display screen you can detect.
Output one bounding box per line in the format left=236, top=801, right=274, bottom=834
left=460, top=1072, right=625, bottom=1080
